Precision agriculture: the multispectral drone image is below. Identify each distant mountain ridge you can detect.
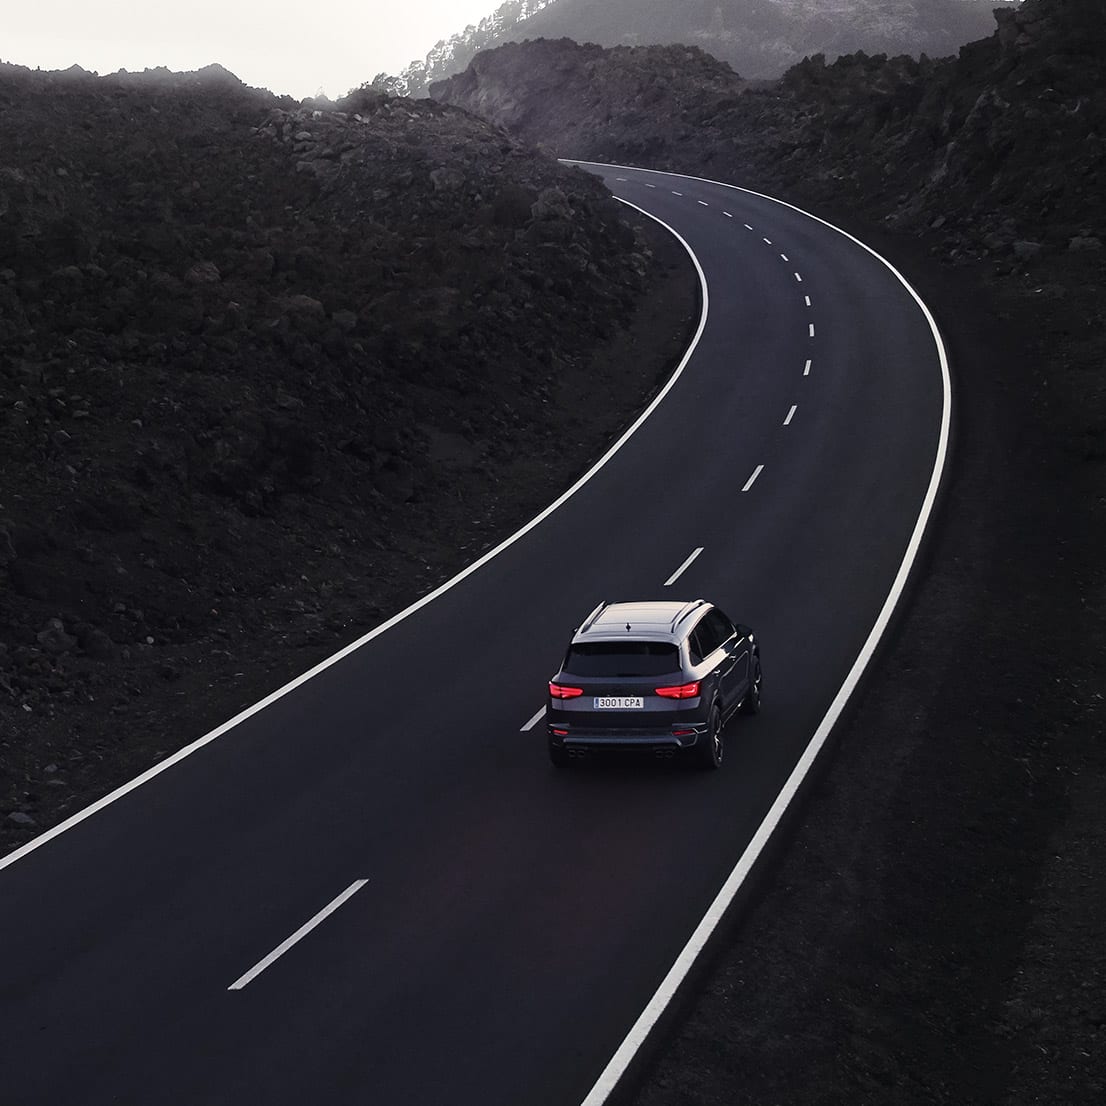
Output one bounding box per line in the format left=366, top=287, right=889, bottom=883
left=379, top=0, right=1015, bottom=96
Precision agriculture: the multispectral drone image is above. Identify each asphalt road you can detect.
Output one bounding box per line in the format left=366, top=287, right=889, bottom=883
left=0, top=165, right=948, bottom=1105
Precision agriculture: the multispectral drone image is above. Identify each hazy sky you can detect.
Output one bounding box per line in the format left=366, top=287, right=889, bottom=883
left=2, top=1, right=501, bottom=99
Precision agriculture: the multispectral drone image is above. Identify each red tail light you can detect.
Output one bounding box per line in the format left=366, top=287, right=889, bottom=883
left=549, top=682, right=584, bottom=700
left=655, top=681, right=701, bottom=700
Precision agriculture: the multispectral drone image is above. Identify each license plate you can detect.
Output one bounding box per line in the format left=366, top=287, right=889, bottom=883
left=594, top=696, right=644, bottom=709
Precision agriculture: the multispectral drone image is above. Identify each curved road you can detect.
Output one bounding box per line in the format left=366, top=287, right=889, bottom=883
left=0, top=165, right=948, bottom=1105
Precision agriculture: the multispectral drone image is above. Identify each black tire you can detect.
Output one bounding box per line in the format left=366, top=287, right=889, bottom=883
left=741, top=661, right=762, bottom=715
left=697, top=704, right=724, bottom=770
left=549, top=742, right=570, bottom=768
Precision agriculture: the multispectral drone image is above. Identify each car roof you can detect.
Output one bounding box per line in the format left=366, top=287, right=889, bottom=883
left=571, top=600, right=708, bottom=644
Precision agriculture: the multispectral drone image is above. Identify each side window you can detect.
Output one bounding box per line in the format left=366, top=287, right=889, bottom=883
left=688, top=630, right=705, bottom=665
left=693, top=617, right=722, bottom=658
left=693, top=610, right=737, bottom=660
left=705, top=609, right=737, bottom=646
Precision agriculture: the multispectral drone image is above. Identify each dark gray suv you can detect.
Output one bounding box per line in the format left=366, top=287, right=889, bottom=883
left=547, top=599, right=761, bottom=769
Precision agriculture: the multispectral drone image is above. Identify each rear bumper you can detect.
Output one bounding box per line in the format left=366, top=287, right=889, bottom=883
left=547, top=723, right=708, bottom=752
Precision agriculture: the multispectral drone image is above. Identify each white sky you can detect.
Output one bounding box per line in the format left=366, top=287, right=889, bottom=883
left=1, top=1, right=501, bottom=99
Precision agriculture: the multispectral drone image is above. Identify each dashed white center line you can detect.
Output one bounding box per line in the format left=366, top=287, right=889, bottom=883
left=763, top=237, right=772, bottom=245
left=615, top=177, right=628, bottom=182
left=697, top=200, right=710, bottom=207
left=804, top=359, right=812, bottom=376
left=672, top=191, right=683, bottom=196
left=808, top=323, right=816, bottom=338
left=645, top=183, right=656, bottom=188
left=521, top=705, right=547, bottom=732
left=664, top=547, right=705, bottom=587
left=780, top=253, right=789, bottom=262
left=744, top=224, right=754, bottom=231
left=804, top=295, right=812, bottom=307
left=723, top=211, right=733, bottom=218
left=795, top=272, right=803, bottom=283
left=742, top=465, right=765, bottom=493
left=784, top=405, right=797, bottom=426
left=228, top=880, right=369, bottom=991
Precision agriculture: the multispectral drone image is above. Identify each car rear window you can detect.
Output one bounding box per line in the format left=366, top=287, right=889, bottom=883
left=563, top=642, right=680, bottom=677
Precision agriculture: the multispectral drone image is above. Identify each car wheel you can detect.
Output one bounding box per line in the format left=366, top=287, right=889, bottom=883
left=698, top=704, right=723, bottom=770
left=741, top=661, right=762, bottom=715
left=549, top=742, right=570, bottom=769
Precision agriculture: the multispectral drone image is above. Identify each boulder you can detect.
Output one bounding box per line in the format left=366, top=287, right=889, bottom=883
left=36, top=618, right=77, bottom=655
left=430, top=167, right=465, bottom=192
left=9, top=560, right=86, bottom=604
left=531, top=187, right=572, bottom=221
left=0, top=523, right=15, bottom=566
left=243, top=248, right=275, bottom=280
left=184, top=260, right=221, bottom=285
left=283, top=293, right=326, bottom=319
left=75, top=623, right=118, bottom=659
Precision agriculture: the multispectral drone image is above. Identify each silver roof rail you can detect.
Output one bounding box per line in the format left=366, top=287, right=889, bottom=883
left=578, top=601, right=608, bottom=634
left=671, top=598, right=706, bottom=632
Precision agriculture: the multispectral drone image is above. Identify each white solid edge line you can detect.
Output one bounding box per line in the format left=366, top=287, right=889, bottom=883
left=741, top=464, right=765, bottom=492
left=0, top=194, right=711, bottom=876
left=663, top=547, right=704, bottom=587
left=228, top=879, right=369, bottom=991
left=784, top=405, right=797, bottom=426
left=564, top=161, right=951, bottom=1106
left=520, top=705, right=547, bottom=732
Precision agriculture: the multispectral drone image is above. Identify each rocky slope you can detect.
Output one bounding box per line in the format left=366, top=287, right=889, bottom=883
left=437, top=0, right=1106, bottom=1101
left=384, top=0, right=1008, bottom=96
left=0, top=62, right=697, bottom=846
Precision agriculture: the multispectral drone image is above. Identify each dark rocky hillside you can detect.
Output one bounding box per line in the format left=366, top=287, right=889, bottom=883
left=0, top=62, right=697, bottom=846
left=496, top=0, right=1007, bottom=80
left=437, top=0, right=1106, bottom=1102
left=435, top=39, right=749, bottom=161
left=433, top=0, right=1103, bottom=268
left=384, top=0, right=1008, bottom=96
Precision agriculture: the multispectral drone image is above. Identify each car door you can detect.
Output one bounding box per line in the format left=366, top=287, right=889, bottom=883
left=694, top=610, right=737, bottom=714
left=707, top=608, right=749, bottom=715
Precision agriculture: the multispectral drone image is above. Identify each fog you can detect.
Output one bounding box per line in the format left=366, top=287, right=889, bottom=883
left=2, top=0, right=501, bottom=98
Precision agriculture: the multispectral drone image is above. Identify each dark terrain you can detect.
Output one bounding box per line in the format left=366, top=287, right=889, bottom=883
left=436, top=0, right=1105, bottom=1102
left=0, top=63, right=697, bottom=851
